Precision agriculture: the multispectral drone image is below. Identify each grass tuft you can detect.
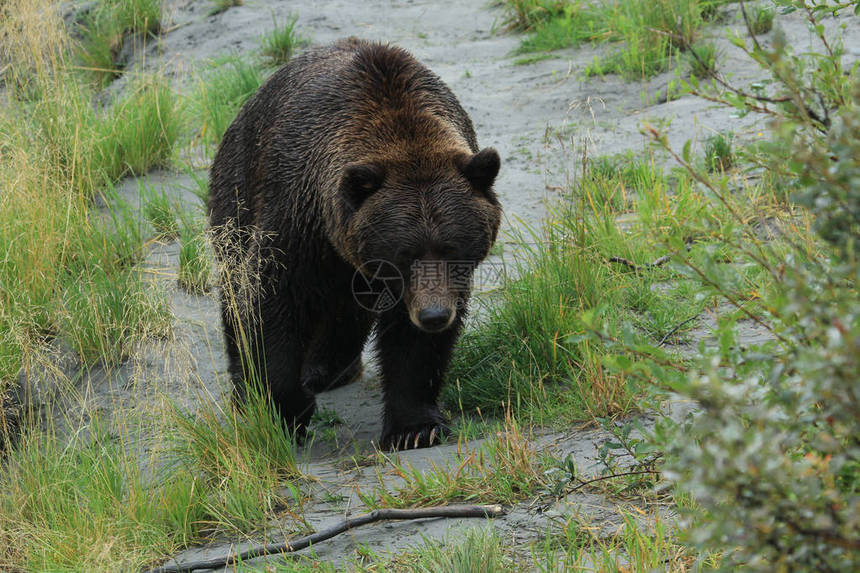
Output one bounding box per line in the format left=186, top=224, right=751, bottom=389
left=143, top=184, right=180, bottom=239
left=98, top=76, right=180, bottom=178
left=687, top=41, right=719, bottom=78
left=76, top=0, right=163, bottom=88
left=362, top=414, right=546, bottom=508
left=260, top=14, right=301, bottom=67
left=178, top=217, right=212, bottom=293
left=393, top=529, right=514, bottom=571
left=168, top=380, right=302, bottom=534
left=57, top=260, right=170, bottom=366
left=209, top=0, right=242, bottom=16
left=502, top=0, right=569, bottom=31
left=517, top=2, right=603, bottom=53
left=704, top=131, right=734, bottom=172
left=748, top=4, right=774, bottom=35
left=193, top=56, right=263, bottom=146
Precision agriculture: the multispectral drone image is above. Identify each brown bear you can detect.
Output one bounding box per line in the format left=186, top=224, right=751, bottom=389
left=209, top=38, right=502, bottom=450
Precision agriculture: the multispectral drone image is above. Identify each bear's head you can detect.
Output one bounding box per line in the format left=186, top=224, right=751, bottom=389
left=338, top=147, right=502, bottom=332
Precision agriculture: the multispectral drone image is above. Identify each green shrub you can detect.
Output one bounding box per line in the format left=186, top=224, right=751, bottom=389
left=638, top=2, right=860, bottom=569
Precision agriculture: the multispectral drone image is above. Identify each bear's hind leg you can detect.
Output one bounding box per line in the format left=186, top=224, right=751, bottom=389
left=265, top=341, right=317, bottom=440
left=301, top=308, right=374, bottom=393
left=225, top=302, right=316, bottom=438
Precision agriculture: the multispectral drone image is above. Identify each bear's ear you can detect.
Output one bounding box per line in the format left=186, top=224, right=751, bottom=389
left=341, top=162, right=385, bottom=209
left=459, top=148, right=500, bottom=202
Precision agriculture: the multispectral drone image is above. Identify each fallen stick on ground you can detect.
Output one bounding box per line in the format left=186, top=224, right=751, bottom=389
left=144, top=504, right=506, bottom=573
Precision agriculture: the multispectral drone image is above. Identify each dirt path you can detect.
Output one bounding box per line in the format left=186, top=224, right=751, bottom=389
left=31, top=1, right=858, bottom=570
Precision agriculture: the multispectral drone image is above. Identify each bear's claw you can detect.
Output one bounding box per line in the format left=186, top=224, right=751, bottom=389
left=380, top=423, right=447, bottom=451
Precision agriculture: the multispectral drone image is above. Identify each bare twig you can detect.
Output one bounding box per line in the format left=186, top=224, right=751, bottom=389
left=658, top=315, right=700, bottom=347
left=608, top=253, right=673, bottom=271
left=143, top=504, right=506, bottom=573
left=535, top=470, right=661, bottom=512
left=685, top=2, right=831, bottom=132
left=607, top=238, right=693, bottom=272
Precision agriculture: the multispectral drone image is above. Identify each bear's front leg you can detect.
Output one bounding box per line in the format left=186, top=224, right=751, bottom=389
left=375, top=310, right=462, bottom=450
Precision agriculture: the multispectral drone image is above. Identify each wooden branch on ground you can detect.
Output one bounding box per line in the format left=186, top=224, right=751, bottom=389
left=143, top=504, right=506, bottom=573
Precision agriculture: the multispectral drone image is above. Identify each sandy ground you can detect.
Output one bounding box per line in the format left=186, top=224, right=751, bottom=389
left=20, top=0, right=860, bottom=570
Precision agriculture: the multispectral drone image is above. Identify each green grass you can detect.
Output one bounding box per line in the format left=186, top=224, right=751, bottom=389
left=390, top=529, right=515, bottom=572
left=143, top=184, right=180, bottom=238
left=0, top=425, right=190, bottom=571
left=502, top=0, right=569, bottom=31
left=209, top=0, right=242, bottom=16
left=516, top=2, right=604, bottom=53
left=182, top=167, right=211, bottom=206
left=361, top=415, right=546, bottom=509
left=99, top=76, right=180, bottom=178
left=167, top=379, right=302, bottom=535
left=260, top=14, right=301, bottom=67
left=76, top=0, right=163, bottom=88
left=1, top=76, right=178, bottom=376
left=703, top=131, right=734, bottom=172
left=687, top=41, right=719, bottom=79
left=178, top=216, right=212, bottom=293
left=0, top=381, right=303, bottom=570
left=57, top=260, right=171, bottom=366
left=0, top=0, right=179, bottom=407
left=509, top=0, right=726, bottom=80
left=747, top=3, right=774, bottom=35
left=193, top=56, right=263, bottom=146
left=445, top=153, right=710, bottom=423
left=530, top=510, right=711, bottom=571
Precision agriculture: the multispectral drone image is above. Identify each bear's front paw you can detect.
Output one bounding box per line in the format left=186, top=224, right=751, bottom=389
left=379, top=422, right=448, bottom=451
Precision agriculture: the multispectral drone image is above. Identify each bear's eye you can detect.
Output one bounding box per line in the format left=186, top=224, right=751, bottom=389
left=341, top=162, right=386, bottom=209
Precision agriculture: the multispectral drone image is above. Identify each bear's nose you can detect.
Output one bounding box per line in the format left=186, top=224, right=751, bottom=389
left=418, top=306, right=452, bottom=332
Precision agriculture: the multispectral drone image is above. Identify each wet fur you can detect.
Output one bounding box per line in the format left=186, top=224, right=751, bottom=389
left=209, top=38, right=501, bottom=449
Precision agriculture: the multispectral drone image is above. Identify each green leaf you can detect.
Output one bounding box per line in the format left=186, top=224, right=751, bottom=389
left=682, top=139, right=692, bottom=163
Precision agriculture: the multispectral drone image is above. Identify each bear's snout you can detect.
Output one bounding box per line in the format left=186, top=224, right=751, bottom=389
left=407, top=291, right=458, bottom=333
left=417, top=305, right=454, bottom=332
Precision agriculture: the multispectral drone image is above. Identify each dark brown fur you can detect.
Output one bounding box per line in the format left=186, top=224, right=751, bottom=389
left=209, top=38, right=501, bottom=449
